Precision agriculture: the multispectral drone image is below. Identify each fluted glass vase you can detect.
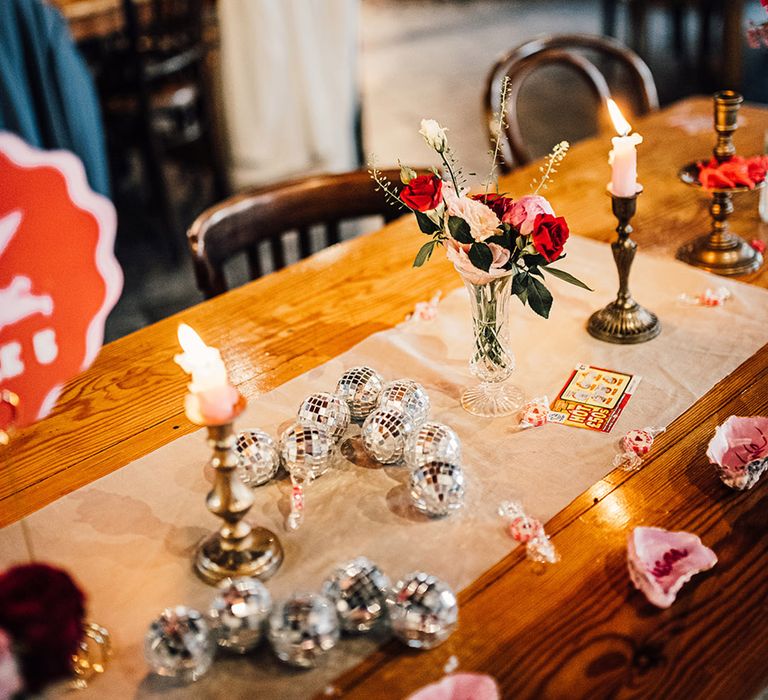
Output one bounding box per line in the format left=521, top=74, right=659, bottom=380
left=460, top=273, right=524, bottom=417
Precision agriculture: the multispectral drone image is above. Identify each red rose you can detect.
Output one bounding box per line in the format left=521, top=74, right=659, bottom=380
left=747, top=155, right=768, bottom=184
left=400, top=174, right=443, bottom=212
left=470, top=193, right=515, bottom=224
left=531, top=214, right=569, bottom=262
left=0, top=564, right=85, bottom=692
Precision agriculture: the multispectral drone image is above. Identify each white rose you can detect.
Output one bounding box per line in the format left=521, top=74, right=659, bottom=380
left=419, top=119, right=448, bottom=153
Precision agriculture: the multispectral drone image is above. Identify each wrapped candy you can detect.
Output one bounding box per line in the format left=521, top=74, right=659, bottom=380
left=336, top=367, right=384, bottom=421
left=518, top=396, right=549, bottom=429
left=706, top=415, right=768, bottom=490
left=321, top=557, right=390, bottom=633
left=297, top=392, right=351, bottom=442
left=627, top=526, right=717, bottom=608
left=387, top=572, right=458, bottom=649
left=498, top=501, right=558, bottom=564
left=376, top=379, right=431, bottom=426
left=613, top=426, right=665, bottom=471
left=361, top=409, right=414, bottom=464
left=678, top=287, right=732, bottom=307
left=286, top=475, right=305, bottom=531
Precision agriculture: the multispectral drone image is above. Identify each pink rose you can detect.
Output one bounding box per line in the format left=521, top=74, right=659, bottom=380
left=507, top=195, right=555, bottom=236
left=446, top=239, right=511, bottom=286
left=444, top=190, right=501, bottom=242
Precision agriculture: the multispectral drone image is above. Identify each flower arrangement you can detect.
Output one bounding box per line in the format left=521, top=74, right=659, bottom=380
left=696, top=155, right=768, bottom=190
left=747, top=0, right=768, bottom=48
left=0, top=563, right=86, bottom=696
left=370, top=81, right=589, bottom=319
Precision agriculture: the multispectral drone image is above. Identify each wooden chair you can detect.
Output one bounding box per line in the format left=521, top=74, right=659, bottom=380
left=484, top=34, right=659, bottom=172
left=97, top=0, right=228, bottom=259
left=188, top=169, right=405, bottom=298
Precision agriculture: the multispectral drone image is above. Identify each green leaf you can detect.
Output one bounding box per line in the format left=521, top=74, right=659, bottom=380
left=528, top=266, right=544, bottom=279
left=415, top=210, right=441, bottom=235
left=511, top=271, right=528, bottom=295
left=413, top=240, right=438, bottom=267
left=526, top=276, right=553, bottom=318
left=448, top=216, right=473, bottom=244
left=542, top=266, right=594, bottom=291
left=468, top=242, right=493, bottom=271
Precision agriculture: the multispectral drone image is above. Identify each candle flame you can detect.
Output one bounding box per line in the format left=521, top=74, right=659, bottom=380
left=177, top=323, right=208, bottom=357
left=607, top=99, right=632, bottom=137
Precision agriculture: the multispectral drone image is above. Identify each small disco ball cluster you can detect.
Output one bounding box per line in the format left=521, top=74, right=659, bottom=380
left=144, top=559, right=458, bottom=679
left=234, top=366, right=466, bottom=518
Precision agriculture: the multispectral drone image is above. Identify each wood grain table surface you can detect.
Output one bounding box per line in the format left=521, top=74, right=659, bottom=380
left=2, top=96, right=768, bottom=698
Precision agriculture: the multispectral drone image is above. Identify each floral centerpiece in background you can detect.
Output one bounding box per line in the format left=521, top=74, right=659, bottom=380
left=370, top=79, right=590, bottom=416
left=0, top=563, right=86, bottom=698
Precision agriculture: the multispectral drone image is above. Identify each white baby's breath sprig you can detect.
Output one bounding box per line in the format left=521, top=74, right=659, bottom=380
left=484, top=76, right=511, bottom=197
left=530, top=141, right=570, bottom=195
left=368, top=156, right=408, bottom=211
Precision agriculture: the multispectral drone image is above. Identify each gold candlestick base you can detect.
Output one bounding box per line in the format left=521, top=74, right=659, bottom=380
left=588, top=191, right=661, bottom=344
left=193, top=396, right=283, bottom=585
left=195, top=527, right=283, bottom=585
left=676, top=91, right=765, bottom=277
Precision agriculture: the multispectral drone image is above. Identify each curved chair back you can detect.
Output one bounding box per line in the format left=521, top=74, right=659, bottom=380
left=484, top=33, right=658, bottom=172
left=188, top=169, right=404, bottom=298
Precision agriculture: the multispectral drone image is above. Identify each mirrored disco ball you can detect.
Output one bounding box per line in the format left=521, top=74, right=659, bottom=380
left=377, top=379, right=430, bottom=426
left=321, top=556, right=391, bottom=633
left=361, top=409, right=414, bottom=464
left=410, top=461, right=465, bottom=517
left=297, top=392, right=351, bottom=442
left=268, top=592, right=340, bottom=668
left=236, top=429, right=280, bottom=487
left=144, top=606, right=215, bottom=681
left=335, top=366, right=384, bottom=421
left=387, top=572, right=458, bottom=649
left=279, top=422, right=337, bottom=481
left=208, top=577, right=272, bottom=653
left=404, top=421, right=462, bottom=469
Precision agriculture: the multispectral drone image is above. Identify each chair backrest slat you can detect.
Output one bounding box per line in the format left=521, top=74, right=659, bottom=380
left=484, top=33, right=658, bottom=172
left=188, top=169, right=406, bottom=298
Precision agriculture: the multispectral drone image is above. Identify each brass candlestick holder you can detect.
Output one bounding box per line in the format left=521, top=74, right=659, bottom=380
left=191, top=395, right=283, bottom=585
left=588, top=191, right=661, bottom=344
left=676, top=90, right=765, bottom=276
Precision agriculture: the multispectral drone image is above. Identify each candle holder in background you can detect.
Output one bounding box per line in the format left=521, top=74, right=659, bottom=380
left=588, top=191, right=661, bottom=344
left=677, top=91, right=765, bottom=276
left=190, top=394, right=283, bottom=585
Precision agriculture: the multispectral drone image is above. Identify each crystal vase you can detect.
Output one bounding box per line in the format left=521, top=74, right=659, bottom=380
left=460, top=273, right=524, bottom=417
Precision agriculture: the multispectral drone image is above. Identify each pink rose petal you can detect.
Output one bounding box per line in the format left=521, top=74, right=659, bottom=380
left=627, top=527, right=717, bottom=608
left=407, top=673, right=501, bottom=700
left=706, top=415, right=768, bottom=490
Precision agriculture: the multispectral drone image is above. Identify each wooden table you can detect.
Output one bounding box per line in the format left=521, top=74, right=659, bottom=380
left=3, top=97, right=768, bottom=698
left=52, top=0, right=132, bottom=42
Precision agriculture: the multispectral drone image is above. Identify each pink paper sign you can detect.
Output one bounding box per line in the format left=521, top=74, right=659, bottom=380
left=0, top=132, right=122, bottom=429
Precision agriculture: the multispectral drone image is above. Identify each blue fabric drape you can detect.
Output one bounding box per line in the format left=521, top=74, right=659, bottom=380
left=0, top=0, right=110, bottom=196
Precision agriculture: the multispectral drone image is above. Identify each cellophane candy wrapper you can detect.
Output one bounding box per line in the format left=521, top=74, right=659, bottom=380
left=626, top=526, right=717, bottom=608
left=706, top=415, right=768, bottom=490
left=518, top=396, right=549, bottom=429
left=678, top=286, right=731, bottom=307
left=613, top=426, right=665, bottom=470
left=498, top=501, right=559, bottom=564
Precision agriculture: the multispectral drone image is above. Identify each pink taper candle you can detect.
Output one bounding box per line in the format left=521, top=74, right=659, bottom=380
left=607, top=99, right=643, bottom=197
left=174, top=324, right=240, bottom=424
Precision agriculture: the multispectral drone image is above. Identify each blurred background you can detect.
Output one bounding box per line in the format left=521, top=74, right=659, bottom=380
left=9, top=0, right=767, bottom=339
